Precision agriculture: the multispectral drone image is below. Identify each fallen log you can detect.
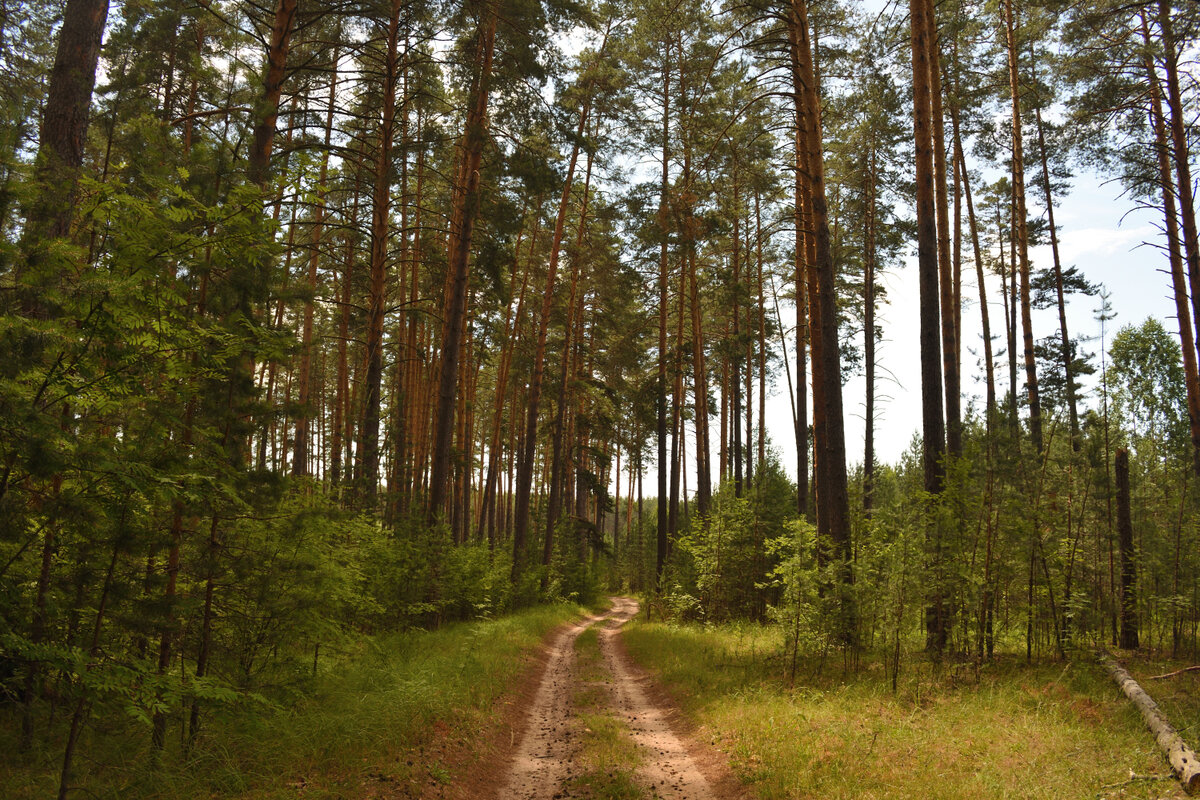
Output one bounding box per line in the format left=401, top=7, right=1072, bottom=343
left=1099, top=650, right=1200, bottom=794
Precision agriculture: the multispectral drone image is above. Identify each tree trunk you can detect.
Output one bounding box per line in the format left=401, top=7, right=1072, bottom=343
left=954, top=116, right=996, bottom=426
left=927, top=5, right=961, bottom=462
left=545, top=148, right=596, bottom=569
left=791, top=0, right=854, bottom=645
left=656, top=43, right=671, bottom=589
left=755, top=190, right=767, bottom=471
left=1145, top=12, right=1200, bottom=474
left=863, top=142, right=877, bottom=516
left=1002, top=0, right=1042, bottom=452
left=689, top=200, right=711, bottom=519
left=429, top=1, right=497, bottom=523
left=910, top=0, right=948, bottom=657
left=24, top=0, right=110, bottom=245
left=732, top=184, right=743, bottom=499
left=794, top=133, right=809, bottom=517
left=246, top=0, right=297, bottom=187
left=1034, top=104, right=1079, bottom=450
left=1157, top=0, right=1200, bottom=371
left=1117, top=448, right=1138, bottom=650
left=330, top=192, right=359, bottom=488
left=56, top=537, right=120, bottom=800
left=359, top=0, right=403, bottom=500
left=479, top=207, right=538, bottom=540
left=909, top=0, right=946, bottom=494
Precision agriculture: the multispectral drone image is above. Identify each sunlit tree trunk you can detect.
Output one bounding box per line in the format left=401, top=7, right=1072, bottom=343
left=1143, top=16, right=1200, bottom=475
left=1157, top=0, right=1200, bottom=368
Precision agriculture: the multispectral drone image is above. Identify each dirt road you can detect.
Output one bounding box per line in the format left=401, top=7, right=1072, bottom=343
left=495, top=597, right=730, bottom=799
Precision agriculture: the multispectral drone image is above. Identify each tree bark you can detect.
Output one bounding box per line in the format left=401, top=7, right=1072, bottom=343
left=25, top=0, right=110, bottom=244
left=909, top=0, right=946, bottom=494
left=656, top=43, right=671, bottom=589
left=1144, top=18, right=1200, bottom=476
left=511, top=35, right=603, bottom=575
left=545, top=148, right=596, bottom=569
left=1034, top=104, right=1079, bottom=449
left=1157, top=0, right=1200, bottom=371
left=911, top=0, right=949, bottom=657
left=246, top=0, right=297, bottom=187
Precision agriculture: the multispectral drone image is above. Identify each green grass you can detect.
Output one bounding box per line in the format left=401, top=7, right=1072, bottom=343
left=622, top=621, right=1191, bottom=800
left=566, top=626, right=648, bottom=800
left=0, top=604, right=582, bottom=800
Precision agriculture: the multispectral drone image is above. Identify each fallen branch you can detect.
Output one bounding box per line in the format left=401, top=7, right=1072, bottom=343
left=1099, top=650, right=1200, bottom=794
left=1150, top=665, right=1200, bottom=680
left=1100, top=770, right=1173, bottom=790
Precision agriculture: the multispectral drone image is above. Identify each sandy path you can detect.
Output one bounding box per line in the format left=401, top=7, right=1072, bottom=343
left=494, top=610, right=602, bottom=799
left=495, top=597, right=723, bottom=800
left=598, top=597, right=717, bottom=800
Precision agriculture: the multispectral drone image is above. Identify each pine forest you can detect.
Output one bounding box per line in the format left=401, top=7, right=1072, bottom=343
left=2, top=0, right=1200, bottom=797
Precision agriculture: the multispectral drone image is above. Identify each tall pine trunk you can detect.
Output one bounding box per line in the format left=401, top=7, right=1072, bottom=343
left=1001, top=0, right=1042, bottom=453
left=791, top=0, right=855, bottom=646
left=910, top=0, right=948, bottom=656
left=429, top=0, right=497, bottom=523
left=359, top=0, right=403, bottom=499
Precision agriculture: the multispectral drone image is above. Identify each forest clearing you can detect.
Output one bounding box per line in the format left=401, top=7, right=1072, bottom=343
left=2, top=0, right=1199, bottom=797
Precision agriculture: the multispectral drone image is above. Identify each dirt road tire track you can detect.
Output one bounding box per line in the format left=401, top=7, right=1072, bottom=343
left=494, top=597, right=736, bottom=800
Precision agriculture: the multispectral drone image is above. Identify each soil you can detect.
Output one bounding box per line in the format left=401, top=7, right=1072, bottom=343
left=490, top=596, right=742, bottom=800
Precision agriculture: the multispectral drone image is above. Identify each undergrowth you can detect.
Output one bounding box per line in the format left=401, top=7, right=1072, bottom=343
left=0, top=603, right=580, bottom=799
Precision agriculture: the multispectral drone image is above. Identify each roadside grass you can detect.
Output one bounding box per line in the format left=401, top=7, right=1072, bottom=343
left=622, top=620, right=1191, bottom=800
left=566, top=626, right=647, bottom=800
left=0, top=603, right=581, bottom=800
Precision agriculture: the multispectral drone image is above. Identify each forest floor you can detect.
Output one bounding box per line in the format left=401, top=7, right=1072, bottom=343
left=620, top=620, right=1196, bottom=800
left=476, top=596, right=744, bottom=800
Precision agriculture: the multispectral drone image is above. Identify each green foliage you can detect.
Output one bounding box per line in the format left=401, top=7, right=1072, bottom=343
left=1107, top=317, right=1189, bottom=458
